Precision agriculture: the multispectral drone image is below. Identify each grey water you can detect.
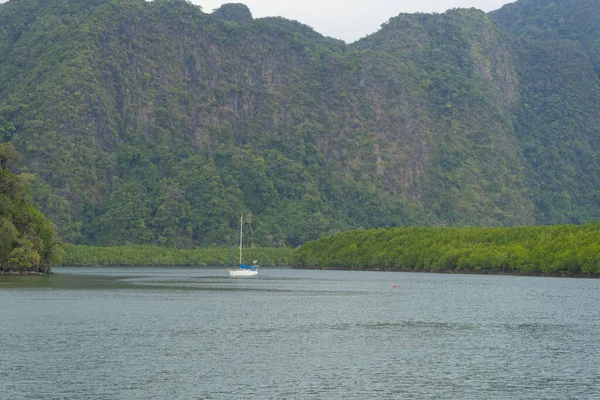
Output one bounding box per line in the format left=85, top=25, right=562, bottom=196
left=1, top=267, right=599, bottom=399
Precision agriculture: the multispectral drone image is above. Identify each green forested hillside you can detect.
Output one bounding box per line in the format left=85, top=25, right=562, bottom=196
left=352, top=9, right=533, bottom=226
left=491, top=0, right=600, bottom=224
left=0, top=0, right=598, bottom=248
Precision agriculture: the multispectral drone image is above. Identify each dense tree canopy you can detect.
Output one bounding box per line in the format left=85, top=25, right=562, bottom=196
left=0, top=143, right=60, bottom=273
left=211, top=3, right=253, bottom=22
left=295, top=224, right=600, bottom=276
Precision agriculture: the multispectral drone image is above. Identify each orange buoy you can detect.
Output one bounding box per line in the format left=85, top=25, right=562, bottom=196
left=393, top=284, right=397, bottom=288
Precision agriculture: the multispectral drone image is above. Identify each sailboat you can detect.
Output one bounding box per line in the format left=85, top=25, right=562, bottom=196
left=227, top=215, right=259, bottom=277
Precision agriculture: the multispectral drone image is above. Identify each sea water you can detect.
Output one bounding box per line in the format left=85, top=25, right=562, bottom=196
left=1, top=267, right=599, bottom=399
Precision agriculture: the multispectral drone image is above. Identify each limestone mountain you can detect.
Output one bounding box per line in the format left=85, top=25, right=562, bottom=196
left=491, top=0, right=600, bottom=224
left=0, top=0, right=598, bottom=247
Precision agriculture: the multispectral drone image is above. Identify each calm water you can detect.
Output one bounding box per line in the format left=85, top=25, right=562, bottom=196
left=1, top=267, right=599, bottom=399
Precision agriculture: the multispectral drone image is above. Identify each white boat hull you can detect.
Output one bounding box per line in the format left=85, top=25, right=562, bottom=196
left=228, top=215, right=259, bottom=277
left=227, top=269, right=258, bottom=277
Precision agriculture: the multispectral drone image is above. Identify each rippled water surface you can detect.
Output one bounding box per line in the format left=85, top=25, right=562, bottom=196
left=1, top=267, right=599, bottom=399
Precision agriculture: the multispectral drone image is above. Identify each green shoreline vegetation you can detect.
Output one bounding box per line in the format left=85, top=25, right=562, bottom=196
left=0, top=144, right=61, bottom=274
left=58, top=224, right=600, bottom=278
left=60, top=244, right=295, bottom=267
left=294, top=224, right=600, bottom=277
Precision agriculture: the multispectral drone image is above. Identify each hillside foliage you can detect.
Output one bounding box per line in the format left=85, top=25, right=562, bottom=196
left=0, top=0, right=598, bottom=249
left=60, top=243, right=293, bottom=266
left=491, top=0, right=600, bottom=224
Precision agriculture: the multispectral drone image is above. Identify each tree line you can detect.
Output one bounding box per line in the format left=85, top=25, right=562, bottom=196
left=60, top=243, right=294, bottom=267
left=294, top=224, right=600, bottom=276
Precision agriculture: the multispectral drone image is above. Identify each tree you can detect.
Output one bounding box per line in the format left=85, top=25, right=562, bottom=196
left=0, top=143, right=60, bottom=273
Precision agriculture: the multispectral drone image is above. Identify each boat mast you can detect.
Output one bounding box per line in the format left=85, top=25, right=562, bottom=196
left=239, top=214, right=243, bottom=265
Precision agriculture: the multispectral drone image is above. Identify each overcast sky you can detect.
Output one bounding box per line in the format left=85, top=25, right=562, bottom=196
left=195, top=0, right=516, bottom=42
left=0, top=0, right=517, bottom=43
